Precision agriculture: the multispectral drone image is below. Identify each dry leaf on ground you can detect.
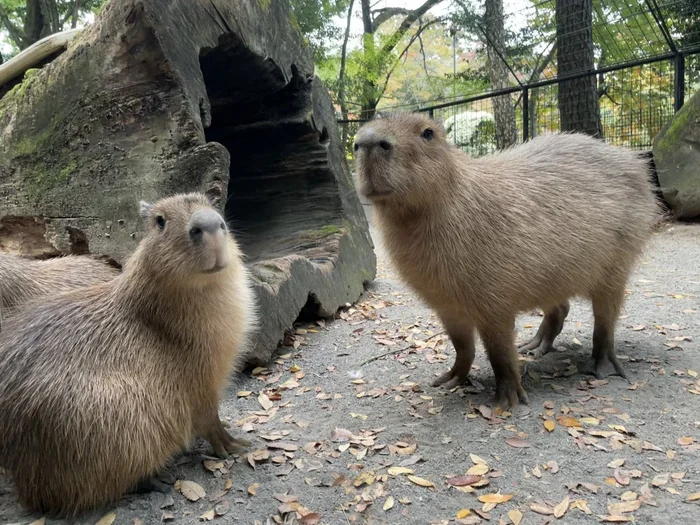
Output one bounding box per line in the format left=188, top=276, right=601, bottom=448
left=94, top=513, right=117, bottom=525
left=177, top=480, right=206, bottom=502
left=508, top=509, right=523, bottom=525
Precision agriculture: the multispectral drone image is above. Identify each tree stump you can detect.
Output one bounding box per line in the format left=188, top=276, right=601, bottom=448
left=0, top=0, right=377, bottom=366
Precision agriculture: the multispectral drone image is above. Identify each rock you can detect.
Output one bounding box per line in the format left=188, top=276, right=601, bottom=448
left=652, top=89, right=700, bottom=220
left=0, top=0, right=376, bottom=366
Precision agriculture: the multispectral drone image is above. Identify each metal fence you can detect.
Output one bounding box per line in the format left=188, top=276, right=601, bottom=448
left=338, top=49, right=700, bottom=159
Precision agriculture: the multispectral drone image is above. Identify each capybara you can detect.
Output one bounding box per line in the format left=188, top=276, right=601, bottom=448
left=354, top=112, right=659, bottom=408
left=0, top=193, right=256, bottom=517
left=0, top=252, right=119, bottom=316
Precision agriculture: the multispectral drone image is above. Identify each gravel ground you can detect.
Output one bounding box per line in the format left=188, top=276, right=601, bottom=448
left=1, top=208, right=699, bottom=525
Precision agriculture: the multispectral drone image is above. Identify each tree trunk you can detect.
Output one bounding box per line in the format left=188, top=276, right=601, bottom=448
left=556, top=0, right=601, bottom=137
left=359, top=0, right=377, bottom=120
left=72, top=0, right=82, bottom=29
left=339, top=0, right=355, bottom=148
left=484, top=0, right=517, bottom=149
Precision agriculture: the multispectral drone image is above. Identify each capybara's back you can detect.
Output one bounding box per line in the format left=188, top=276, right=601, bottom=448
left=354, top=112, right=659, bottom=407
left=0, top=252, right=119, bottom=314
left=0, top=193, right=255, bottom=517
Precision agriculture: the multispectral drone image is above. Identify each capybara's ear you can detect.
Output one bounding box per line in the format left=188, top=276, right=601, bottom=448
left=204, top=189, right=222, bottom=209
left=139, top=201, right=154, bottom=218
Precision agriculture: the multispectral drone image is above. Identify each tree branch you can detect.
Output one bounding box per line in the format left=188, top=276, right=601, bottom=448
left=372, top=7, right=409, bottom=31
left=376, top=17, right=442, bottom=103
left=379, top=0, right=444, bottom=57
left=0, top=4, right=28, bottom=49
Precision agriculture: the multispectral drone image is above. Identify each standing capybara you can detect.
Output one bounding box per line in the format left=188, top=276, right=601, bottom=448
left=0, top=193, right=256, bottom=517
left=354, top=112, right=659, bottom=408
left=0, top=252, right=119, bottom=316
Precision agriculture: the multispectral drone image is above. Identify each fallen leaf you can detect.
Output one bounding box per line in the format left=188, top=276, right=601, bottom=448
left=557, top=416, right=581, bottom=428
left=478, top=493, right=513, bottom=504
left=178, top=480, right=206, bottom=502
left=544, top=420, right=556, bottom=432
left=470, top=454, right=488, bottom=465
left=508, top=509, right=523, bottom=525
left=388, top=467, right=413, bottom=476
left=620, top=491, right=638, bottom=501
left=530, top=503, right=554, bottom=515
left=687, top=493, right=700, bottom=502
left=478, top=405, right=493, bottom=419
left=274, top=493, right=299, bottom=503
left=553, top=496, right=569, bottom=518
left=467, top=463, right=489, bottom=476
left=614, top=467, right=630, bottom=486
left=600, top=516, right=632, bottom=523
left=608, top=499, right=641, bottom=514
left=608, top=459, right=625, bottom=468
left=505, top=438, right=531, bottom=448
left=215, top=501, right=231, bottom=516
left=383, top=496, right=394, bottom=511
left=200, top=509, right=215, bottom=521
left=258, top=393, right=273, bottom=411
left=652, top=473, right=669, bottom=487
left=300, top=513, right=321, bottom=525
left=678, top=437, right=695, bottom=446
left=547, top=460, right=560, bottom=473
left=248, top=483, right=259, bottom=496
left=631, top=325, right=646, bottom=331
left=447, top=475, right=483, bottom=487
left=95, top=513, right=117, bottom=525
left=457, top=509, right=472, bottom=519
left=407, top=475, right=435, bottom=488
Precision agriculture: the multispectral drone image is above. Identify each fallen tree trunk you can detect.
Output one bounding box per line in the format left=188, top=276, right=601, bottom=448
left=0, top=0, right=377, bottom=367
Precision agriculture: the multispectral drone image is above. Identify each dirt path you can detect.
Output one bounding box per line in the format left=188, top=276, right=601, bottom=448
left=1, top=215, right=699, bottom=525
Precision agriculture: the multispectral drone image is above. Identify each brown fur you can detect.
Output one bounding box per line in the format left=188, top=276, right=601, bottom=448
left=0, top=252, right=119, bottom=318
left=354, top=112, right=660, bottom=408
left=0, top=193, right=256, bottom=517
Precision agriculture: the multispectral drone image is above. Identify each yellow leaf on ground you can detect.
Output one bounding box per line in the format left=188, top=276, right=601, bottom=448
left=470, top=454, right=488, bottom=465
left=478, top=493, right=513, bottom=504
left=383, top=496, right=394, bottom=511
left=248, top=483, right=260, bottom=496
left=601, top=516, right=632, bottom=523
left=258, top=393, right=273, bottom=410
left=608, top=458, right=625, bottom=468
left=388, top=467, right=413, bottom=476
left=456, top=509, right=471, bottom=519
left=608, top=499, right=641, bottom=514
left=687, top=493, right=700, bottom=502
left=95, top=513, right=117, bottom=525
left=544, top=420, right=556, bottom=432
left=557, top=416, right=581, bottom=428
left=200, top=509, right=216, bottom=521
left=407, top=475, right=435, bottom=488
left=554, top=496, right=570, bottom=518
left=467, top=463, right=489, bottom=476
left=508, top=509, right=523, bottom=525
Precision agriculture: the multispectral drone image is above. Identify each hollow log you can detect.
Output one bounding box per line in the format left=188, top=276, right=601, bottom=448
left=0, top=0, right=377, bottom=366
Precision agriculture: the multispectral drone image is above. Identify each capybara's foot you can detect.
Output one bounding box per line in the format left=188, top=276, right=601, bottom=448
left=207, top=421, right=251, bottom=458
left=588, top=354, right=629, bottom=381
left=431, top=368, right=472, bottom=389
left=492, top=378, right=529, bottom=410
left=518, top=339, right=557, bottom=358
left=134, top=476, right=172, bottom=495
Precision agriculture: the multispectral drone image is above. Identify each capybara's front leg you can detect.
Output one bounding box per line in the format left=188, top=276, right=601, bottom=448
left=197, top=405, right=251, bottom=458
left=479, top=318, right=529, bottom=409
left=589, top=288, right=628, bottom=380
left=432, top=311, right=475, bottom=389
left=518, top=301, right=570, bottom=357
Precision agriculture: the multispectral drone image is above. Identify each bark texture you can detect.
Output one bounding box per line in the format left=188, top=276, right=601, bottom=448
left=0, top=0, right=376, bottom=367
left=556, top=0, right=602, bottom=137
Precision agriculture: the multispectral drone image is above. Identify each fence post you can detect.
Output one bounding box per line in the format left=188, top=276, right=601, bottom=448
left=522, top=88, right=529, bottom=142
left=674, top=53, right=685, bottom=112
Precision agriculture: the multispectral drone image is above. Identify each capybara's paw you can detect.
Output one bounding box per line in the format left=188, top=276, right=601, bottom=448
left=493, top=379, right=529, bottom=410
left=431, top=369, right=471, bottom=389
left=133, top=476, right=172, bottom=495
left=589, top=355, right=629, bottom=381
left=517, top=335, right=543, bottom=354
left=208, top=423, right=251, bottom=458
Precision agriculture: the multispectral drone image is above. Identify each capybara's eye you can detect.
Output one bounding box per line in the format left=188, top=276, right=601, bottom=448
left=422, top=128, right=434, bottom=140
left=156, top=215, right=166, bottom=230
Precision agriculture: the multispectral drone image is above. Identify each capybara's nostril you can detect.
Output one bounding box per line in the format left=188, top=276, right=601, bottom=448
left=189, top=227, right=203, bottom=239
left=354, top=143, right=359, bottom=152
left=379, top=140, right=392, bottom=151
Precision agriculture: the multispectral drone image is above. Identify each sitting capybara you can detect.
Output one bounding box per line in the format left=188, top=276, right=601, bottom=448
left=354, top=112, right=659, bottom=408
left=0, top=193, right=256, bottom=517
left=0, top=252, right=119, bottom=317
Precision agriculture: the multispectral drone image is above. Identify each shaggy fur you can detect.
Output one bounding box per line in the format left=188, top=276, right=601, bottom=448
left=0, top=252, right=119, bottom=316
left=354, top=112, right=660, bottom=408
left=0, top=193, right=256, bottom=517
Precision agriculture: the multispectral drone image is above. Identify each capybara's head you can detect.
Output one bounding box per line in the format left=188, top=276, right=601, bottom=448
left=137, top=193, right=243, bottom=282
left=354, top=112, right=452, bottom=204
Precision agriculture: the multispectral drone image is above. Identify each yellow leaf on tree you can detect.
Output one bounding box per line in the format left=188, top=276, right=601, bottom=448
left=407, top=475, right=435, bottom=488
left=544, top=420, right=556, bottom=432
left=478, top=493, right=513, bottom=504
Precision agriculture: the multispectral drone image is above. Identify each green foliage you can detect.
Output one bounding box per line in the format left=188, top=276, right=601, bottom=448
left=289, top=0, right=350, bottom=62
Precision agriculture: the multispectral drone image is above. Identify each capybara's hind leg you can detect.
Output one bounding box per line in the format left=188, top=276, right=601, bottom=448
left=197, top=407, right=251, bottom=459
left=479, top=317, right=529, bottom=409
left=518, top=301, right=570, bottom=357
left=432, top=312, right=475, bottom=389
left=589, top=288, right=628, bottom=380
